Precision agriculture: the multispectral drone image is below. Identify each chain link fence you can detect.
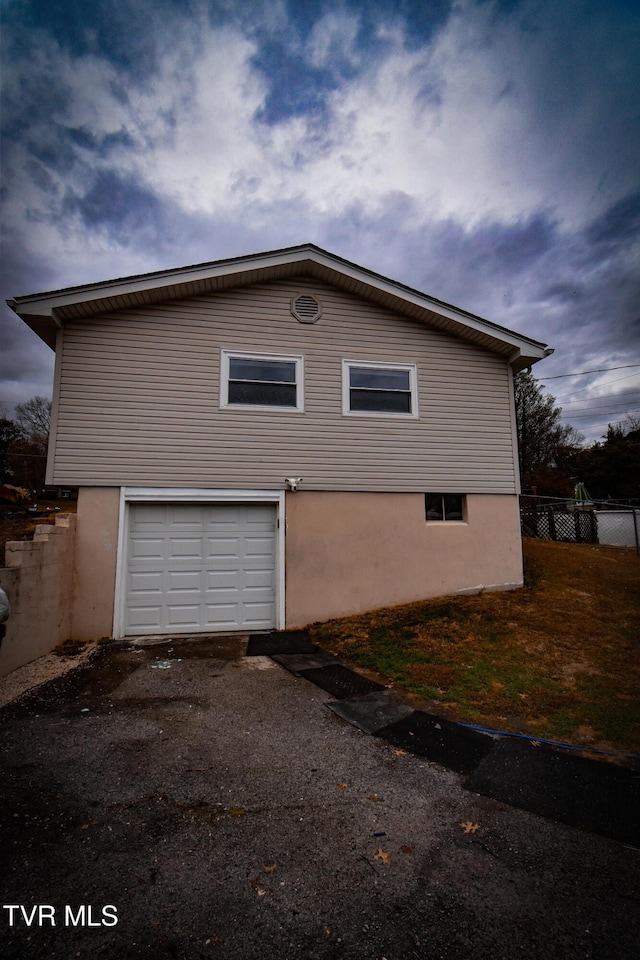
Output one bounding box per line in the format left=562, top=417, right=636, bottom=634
left=520, top=495, right=640, bottom=556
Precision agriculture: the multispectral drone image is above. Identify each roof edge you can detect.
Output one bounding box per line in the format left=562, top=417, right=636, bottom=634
left=8, top=243, right=550, bottom=364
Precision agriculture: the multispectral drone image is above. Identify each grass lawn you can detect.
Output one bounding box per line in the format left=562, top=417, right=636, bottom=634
left=310, top=538, right=640, bottom=757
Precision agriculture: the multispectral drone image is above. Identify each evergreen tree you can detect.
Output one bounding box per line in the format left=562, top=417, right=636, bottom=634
left=514, top=371, right=582, bottom=494
left=577, top=420, right=640, bottom=501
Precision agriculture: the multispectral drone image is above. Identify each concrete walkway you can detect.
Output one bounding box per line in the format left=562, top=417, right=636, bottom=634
left=249, top=631, right=639, bottom=848
left=1, top=635, right=638, bottom=959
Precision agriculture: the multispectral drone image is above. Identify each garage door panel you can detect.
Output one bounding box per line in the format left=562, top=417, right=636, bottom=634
left=243, top=569, right=275, bottom=589
left=128, top=607, right=163, bottom=630
left=244, top=504, right=275, bottom=522
left=208, top=582, right=243, bottom=599
left=245, top=577, right=272, bottom=591
left=167, top=570, right=202, bottom=591
left=205, top=536, right=241, bottom=558
left=125, top=502, right=277, bottom=635
left=129, top=570, right=163, bottom=591
left=167, top=604, right=202, bottom=627
left=204, top=603, right=273, bottom=629
left=243, top=604, right=275, bottom=622
left=203, top=608, right=244, bottom=630
left=204, top=519, right=241, bottom=533
left=241, top=609, right=275, bottom=629
left=209, top=554, right=242, bottom=570
left=242, top=569, right=275, bottom=589
left=130, top=537, right=165, bottom=559
left=204, top=570, right=242, bottom=591
left=204, top=600, right=240, bottom=616
left=168, top=504, right=205, bottom=524
left=244, top=536, right=276, bottom=558
left=131, top=505, right=167, bottom=526
left=169, top=538, right=204, bottom=559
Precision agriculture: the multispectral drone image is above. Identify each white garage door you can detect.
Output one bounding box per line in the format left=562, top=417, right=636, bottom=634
left=125, top=502, right=277, bottom=636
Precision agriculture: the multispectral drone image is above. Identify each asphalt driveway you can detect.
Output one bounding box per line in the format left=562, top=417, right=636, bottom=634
left=1, top=637, right=639, bottom=959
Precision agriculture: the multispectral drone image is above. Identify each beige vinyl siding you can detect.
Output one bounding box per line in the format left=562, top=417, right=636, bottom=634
left=50, top=277, right=518, bottom=492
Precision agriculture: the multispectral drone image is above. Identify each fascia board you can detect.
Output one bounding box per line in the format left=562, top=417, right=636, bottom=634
left=6, top=247, right=319, bottom=347
left=309, top=254, right=549, bottom=361
left=8, top=243, right=550, bottom=363
left=7, top=246, right=320, bottom=317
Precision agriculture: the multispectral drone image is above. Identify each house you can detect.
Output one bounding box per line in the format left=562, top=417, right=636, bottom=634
left=9, top=244, right=551, bottom=642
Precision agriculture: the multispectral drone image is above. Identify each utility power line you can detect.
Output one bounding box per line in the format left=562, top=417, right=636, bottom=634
left=538, top=363, right=640, bottom=380
left=554, top=372, right=640, bottom=400
left=560, top=400, right=640, bottom=414
left=560, top=393, right=640, bottom=408
left=561, top=410, right=639, bottom=421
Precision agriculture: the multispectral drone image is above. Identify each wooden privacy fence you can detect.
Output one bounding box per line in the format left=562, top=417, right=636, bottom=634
left=520, top=496, right=640, bottom=556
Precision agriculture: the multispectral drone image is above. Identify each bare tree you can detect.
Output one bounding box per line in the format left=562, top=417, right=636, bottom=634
left=5, top=397, right=52, bottom=495
left=0, top=413, right=22, bottom=483
left=15, top=396, right=51, bottom=442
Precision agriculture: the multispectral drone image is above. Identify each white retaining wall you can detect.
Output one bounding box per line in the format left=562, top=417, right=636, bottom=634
left=0, top=514, right=76, bottom=677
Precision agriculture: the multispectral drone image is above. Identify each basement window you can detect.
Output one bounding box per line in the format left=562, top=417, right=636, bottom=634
left=221, top=351, right=304, bottom=411
left=342, top=360, right=418, bottom=417
left=425, top=494, right=465, bottom=522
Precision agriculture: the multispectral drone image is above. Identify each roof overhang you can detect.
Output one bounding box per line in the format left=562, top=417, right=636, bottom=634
left=8, top=243, right=551, bottom=371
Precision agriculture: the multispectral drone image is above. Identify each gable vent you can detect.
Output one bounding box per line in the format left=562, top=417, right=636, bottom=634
left=291, top=294, right=322, bottom=324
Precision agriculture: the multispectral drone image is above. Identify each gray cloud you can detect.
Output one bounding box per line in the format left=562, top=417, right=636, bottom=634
left=1, top=0, right=638, bottom=443
left=0, top=242, right=58, bottom=410
left=62, top=169, right=166, bottom=240
left=586, top=190, right=640, bottom=249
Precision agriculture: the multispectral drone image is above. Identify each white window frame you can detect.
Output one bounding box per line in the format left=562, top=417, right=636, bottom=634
left=342, top=359, right=419, bottom=418
left=220, top=350, right=304, bottom=412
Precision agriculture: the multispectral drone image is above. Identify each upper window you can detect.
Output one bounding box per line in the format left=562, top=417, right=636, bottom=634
left=221, top=351, right=304, bottom=411
left=425, top=494, right=465, bottom=522
left=342, top=360, right=418, bottom=417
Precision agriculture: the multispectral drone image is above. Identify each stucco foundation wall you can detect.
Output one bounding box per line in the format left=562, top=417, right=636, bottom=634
left=284, top=492, right=523, bottom=627
left=58, top=487, right=522, bottom=643
left=71, top=487, right=120, bottom=642
left=0, top=514, right=76, bottom=677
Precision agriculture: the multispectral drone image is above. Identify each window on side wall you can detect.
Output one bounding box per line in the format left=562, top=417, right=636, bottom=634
left=342, top=360, right=418, bottom=417
left=425, top=494, right=465, bottom=521
left=221, top=351, right=304, bottom=411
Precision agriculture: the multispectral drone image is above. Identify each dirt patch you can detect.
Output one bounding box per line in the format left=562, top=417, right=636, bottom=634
left=0, top=515, right=54, bottom=564
left=0, top=640, right=99, bottom=709
left=311, top=539, right=640, bottom=755
left=0, top=499, right=77, bottom=564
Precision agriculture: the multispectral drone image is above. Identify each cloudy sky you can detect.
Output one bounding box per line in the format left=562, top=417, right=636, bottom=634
left=1, top=0, right=639, bottom=442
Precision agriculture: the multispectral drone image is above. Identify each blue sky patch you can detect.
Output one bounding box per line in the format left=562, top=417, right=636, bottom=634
left=1, top=0, right=639, bottom=439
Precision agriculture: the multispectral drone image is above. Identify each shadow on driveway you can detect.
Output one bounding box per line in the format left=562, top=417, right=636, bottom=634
left=1, top=636, right=638, bottom=959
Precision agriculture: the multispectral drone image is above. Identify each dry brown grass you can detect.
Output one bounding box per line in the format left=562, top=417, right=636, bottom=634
left=310, top=539, right=640, bottom=756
